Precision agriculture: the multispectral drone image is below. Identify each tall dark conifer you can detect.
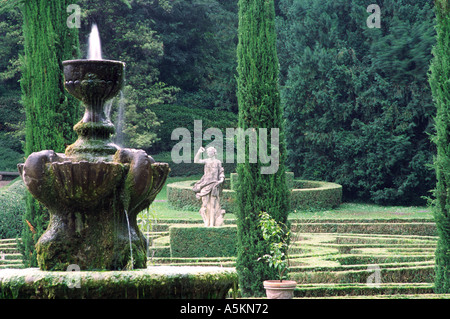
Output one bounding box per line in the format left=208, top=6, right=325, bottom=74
left=429, top=0, right=450, bottom=294
left=278, top=0, right=436, bottom=205
left=235, top=0, right=289, bottom=296
left=20, top=0, right=79, bottom=267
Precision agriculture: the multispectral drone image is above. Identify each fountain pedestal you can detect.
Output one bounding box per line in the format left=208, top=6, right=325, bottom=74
left=17, top=59, right=170, bottom=271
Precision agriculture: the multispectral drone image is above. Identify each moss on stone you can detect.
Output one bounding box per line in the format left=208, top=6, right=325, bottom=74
left=0, top=266, right=238, bottom=299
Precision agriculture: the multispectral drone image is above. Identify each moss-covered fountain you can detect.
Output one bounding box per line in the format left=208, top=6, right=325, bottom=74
left=18, top=59, right=167, bottom=272
left=0, top=29, right=237, bottom=299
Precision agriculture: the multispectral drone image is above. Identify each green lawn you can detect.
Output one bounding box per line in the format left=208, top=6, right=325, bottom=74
left=145, top=175, right=433, bottom=222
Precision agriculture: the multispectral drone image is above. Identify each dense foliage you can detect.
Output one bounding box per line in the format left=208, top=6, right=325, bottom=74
left=0, top=0, right=239, bottom=162
left=0, top=8, right=25, bottom=171
left=0, top=1, right=442, bottom=210
left=0, top=179, right=26, bottom=239
left=235, top=0, right=290, bottom=297
left=278, top=0, right=436, bottom=205
left=429, top=0, right=450, bottom=294
left=149, top=0, right=239, bottom=113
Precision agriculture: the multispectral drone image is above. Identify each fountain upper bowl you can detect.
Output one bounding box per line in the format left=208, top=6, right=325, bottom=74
left=63, top=59, right=125, bottom=105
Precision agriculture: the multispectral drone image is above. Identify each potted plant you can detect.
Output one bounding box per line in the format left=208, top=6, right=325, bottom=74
left=258, top=212, right=297, bottom=299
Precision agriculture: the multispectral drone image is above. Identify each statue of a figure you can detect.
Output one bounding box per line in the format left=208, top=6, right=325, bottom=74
left=193, top=146, right=225, bottom=227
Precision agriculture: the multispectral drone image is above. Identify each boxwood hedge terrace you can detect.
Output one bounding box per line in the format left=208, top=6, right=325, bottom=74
left=166, top=173, right=342, bottom=213
left=169, top=225, right=237, bottom=258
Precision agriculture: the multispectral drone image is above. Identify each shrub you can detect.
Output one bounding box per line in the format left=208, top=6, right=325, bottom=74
left=169, top=225, right=237, bottom=258
left=0, top=178, right=26, bottom=239
left=290, top=180, right=342, bottom=211
left=0, top=131, right=24, bottom=172
left=258, top=212, right=291, bottom=281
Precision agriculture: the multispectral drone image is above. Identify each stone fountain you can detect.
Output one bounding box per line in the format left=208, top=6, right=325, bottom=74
left=0, top=27, right=237, bottom=299
left=17, top=58, right=169, bottom=271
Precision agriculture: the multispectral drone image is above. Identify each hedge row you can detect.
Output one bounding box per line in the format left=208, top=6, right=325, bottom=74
left=335, top=255, right=434, bottom=265
left=165, top=162, right=237, bottom=177
left=169, top=225, right=237, bottom=258
left=229, top=171, right=295, bottom=190
left=290, top=181, right=342, bottom=211
left=290, top=265, right=434, bottom=284
left=291, top=222, right=437, bottom=236
left=0, top=267, right=238, bottom=299
left=166, top=178, right=343, bottom=213
left=166, top=179, right=236, bottom=213
left=293, top=283, right=435, bottom=298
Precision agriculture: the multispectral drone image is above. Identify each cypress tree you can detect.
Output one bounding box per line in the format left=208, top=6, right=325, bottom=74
left=20, top=0, right=80, bottom=267
left=429, top=0, right=450, bottom=294
left=235, top=0, right=290, bottom=296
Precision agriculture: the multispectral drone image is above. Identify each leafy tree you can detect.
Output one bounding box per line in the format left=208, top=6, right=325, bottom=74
left=150, top=0, right=239, bottom=112
left=0, top=8, right=25, bottom=171
left=278, top=0, right=436, bottom=205
left=19, top=0, right=80, bottom=267
left=429, top=0, right=450, bottom=294
left=235, top=0, right=290, bottom=297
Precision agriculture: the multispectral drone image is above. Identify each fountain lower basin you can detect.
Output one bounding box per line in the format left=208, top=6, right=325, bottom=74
left=0, top=266, right=238, bottom=299
left=18, top=148, right=169, bottom=271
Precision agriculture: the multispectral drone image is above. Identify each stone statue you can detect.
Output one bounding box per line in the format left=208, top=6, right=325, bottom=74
left=193, top=146, right=225, bottom=227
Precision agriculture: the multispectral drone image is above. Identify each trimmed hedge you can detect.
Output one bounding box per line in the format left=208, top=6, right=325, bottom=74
left=291, top=222, right=437, bottom=236
left=293, top=283, right=435, bottom=298
left=169, top=225, right=237, bottom=258
left=0, top=266, right=238, bottom=299
left=290, top=180, right=342, bottom=210
left=164, top=161, right=237, bottom=177
left=167, top=179, right=236, bottom=213
left=0, top=178, right=26, bottom=239
left=167, top=177, right=342, bottom=212
left=230, top=171, right=294, bottom=190
left=290, top=265, right=434, bottom=284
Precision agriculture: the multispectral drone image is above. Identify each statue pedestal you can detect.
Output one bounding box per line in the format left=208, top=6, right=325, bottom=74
left=169, top=225, right=237, bottom=258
